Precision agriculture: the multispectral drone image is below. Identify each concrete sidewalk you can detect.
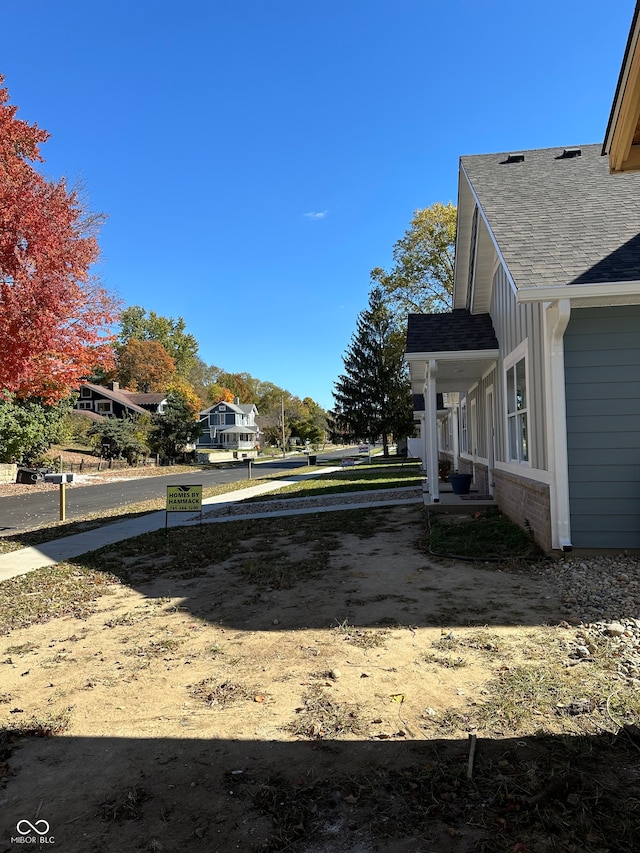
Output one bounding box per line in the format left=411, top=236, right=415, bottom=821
left=0, top=466, right=421, bottom=582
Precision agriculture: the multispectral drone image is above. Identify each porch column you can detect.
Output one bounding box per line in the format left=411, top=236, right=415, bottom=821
left=425, top=359, right=439, bottom=503
left=451, top=404, right=459, bottom=472
left=420, top=407, right=429, bottom=473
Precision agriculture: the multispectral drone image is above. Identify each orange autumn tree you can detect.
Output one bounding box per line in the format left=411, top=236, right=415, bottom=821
left=0, top=76, right=119, bottom=402
left=167, top=375, right=204, bottom=418
left=116, top=339, right=176, bottom=393
left=206, top=384, right=235, bottom=405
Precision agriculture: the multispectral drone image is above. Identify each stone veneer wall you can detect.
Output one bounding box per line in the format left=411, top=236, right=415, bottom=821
left=493, top=469, right=552, bottom=553
left=457, top=458, right=473, bottom=476
left=454, top=459, right=489, bottom=497
left=472, top=463, right=489, bottom=496
left=0, top=464, right=17, bottom=484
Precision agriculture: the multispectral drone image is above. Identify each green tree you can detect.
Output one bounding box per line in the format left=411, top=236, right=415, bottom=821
left=217, top=371, right=258, bottom=403
left=118, top=306, right=199, bottom=377
left=0, top=396, right=74, bottom=464
left=149, top=393, right=201, bottom=462
left=87, top=416, right=150, bottom=463
left=289, top=418, right=325, bottom=447
left=289, top=397, right=328, bottom=447
left=186, top=359, right=233, bottom=407
left=371, top=202, right=456, bottom=321
left=301, top=397, right=328, bottom=437
left=254, top=381, right=285, bottom=417
left=333, top=288, right=413, bottom=456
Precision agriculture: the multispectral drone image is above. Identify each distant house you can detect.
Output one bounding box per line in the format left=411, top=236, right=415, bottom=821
left=197, top=398, right=259, bottom=451
left=405, top=5, right=640, bottom=551
left=75, top=382, right=167, bottom=420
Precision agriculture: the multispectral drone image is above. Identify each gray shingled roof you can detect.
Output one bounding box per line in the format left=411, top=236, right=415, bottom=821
left=461, top=144, right=640, bottom=289
left=125, top=392, right=166, bottom=406
left=406, top=310, right=499, bottom=353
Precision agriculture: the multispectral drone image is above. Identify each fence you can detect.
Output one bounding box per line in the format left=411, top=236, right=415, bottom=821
left=59, top=457, right=159, bottom=474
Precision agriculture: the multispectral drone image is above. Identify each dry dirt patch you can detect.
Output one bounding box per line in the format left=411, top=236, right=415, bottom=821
left=1, top=506, right=639, bottom=852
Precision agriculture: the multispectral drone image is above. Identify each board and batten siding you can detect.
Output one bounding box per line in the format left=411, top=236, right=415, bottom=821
left=465, top=371, right=496, bottom=460
left=489, top=265, right=548, bottom=470
left=564, top=305, right=640, bottom=548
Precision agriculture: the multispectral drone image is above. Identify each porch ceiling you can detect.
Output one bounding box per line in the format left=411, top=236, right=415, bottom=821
left=408, top=352, right=498, bottom=393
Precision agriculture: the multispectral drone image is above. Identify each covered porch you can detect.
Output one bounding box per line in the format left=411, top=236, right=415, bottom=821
left=405, top=310, right=500, bottom=505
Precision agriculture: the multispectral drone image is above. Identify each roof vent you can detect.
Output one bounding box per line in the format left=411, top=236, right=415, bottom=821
left=557, top=148, right=582, bottom=159
left=504, top=153, right=525, bottom=164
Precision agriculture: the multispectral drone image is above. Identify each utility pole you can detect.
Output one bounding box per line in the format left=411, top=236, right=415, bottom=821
left=281, top=396, right=286, bottom=459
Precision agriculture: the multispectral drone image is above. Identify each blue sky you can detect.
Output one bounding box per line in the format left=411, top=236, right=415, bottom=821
left=2, top=1, right=635, bottom=410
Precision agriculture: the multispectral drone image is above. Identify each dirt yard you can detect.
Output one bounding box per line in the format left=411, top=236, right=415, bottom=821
left=1, top=505, right=639, bottom=852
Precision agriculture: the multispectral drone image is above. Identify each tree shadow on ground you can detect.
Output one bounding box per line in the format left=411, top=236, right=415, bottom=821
left=65, top=505, right=562, bottom=632
left=1, top=730, right=639, bottom=852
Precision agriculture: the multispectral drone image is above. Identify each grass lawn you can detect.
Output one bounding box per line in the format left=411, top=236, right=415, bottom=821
left=0, top=459, right=421, bottom=554
left=244, top=460, right=423, bottom=502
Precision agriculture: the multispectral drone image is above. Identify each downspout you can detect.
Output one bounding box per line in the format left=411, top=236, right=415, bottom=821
left=545, top=299, right=572, bottom=550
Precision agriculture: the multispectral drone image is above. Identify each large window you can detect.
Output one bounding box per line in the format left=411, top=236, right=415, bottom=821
left=505, top=346, right=529, bottom=463
left=96, top=400, right=113, bottom=415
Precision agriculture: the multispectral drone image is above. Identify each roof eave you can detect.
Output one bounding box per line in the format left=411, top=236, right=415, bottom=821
left=515, top=280, right=640, bottom=304
left=405, top=348, right=500, bottom=361
left=452, top=163, right=474, bottom=309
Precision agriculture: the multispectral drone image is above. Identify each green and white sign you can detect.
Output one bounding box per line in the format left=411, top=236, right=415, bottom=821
left=166, top=485, right=203, bottom=512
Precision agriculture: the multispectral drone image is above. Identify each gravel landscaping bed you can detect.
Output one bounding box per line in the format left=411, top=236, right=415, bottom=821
left=201, top=485, right=422, bottom=519
left=547, top=555, right=640, bottom=687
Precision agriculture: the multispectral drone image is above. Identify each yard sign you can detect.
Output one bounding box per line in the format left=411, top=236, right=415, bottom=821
left=166, top=485, right=203, bottom=531
left=166, top=485, right=203, bottom=511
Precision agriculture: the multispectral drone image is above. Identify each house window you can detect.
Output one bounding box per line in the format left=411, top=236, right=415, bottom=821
left=77, top=401, right=92, bottom=410
left=460, top=400, right=468, bottom=454
left=505, top=347, right=529, bottom=463
left=80, top=386, right=91, bottom=398
left=96, top=400, right=113, bottom=415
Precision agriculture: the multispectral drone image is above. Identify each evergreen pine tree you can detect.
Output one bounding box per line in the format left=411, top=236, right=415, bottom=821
left=333, top=288, right=414, bottom=455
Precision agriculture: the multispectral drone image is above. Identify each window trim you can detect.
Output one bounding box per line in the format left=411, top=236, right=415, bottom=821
left=95, top=400, right=113, bottom=415
left=460, top=398, right=468, bottom=455
left=503, top=339, right=530, bottom=466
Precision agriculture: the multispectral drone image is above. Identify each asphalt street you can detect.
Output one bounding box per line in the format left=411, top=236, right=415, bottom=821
left=0, top=449, right=354, bottom=533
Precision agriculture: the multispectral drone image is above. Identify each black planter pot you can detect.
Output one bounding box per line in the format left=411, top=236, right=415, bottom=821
left=448, top=473, right=473, bottom=495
